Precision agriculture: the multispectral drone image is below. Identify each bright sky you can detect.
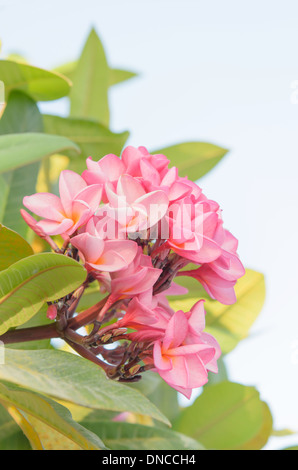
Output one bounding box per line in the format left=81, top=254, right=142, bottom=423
left=1, top=0, right=298, bottom=449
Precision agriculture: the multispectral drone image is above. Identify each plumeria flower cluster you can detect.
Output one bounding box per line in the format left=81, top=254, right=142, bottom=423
left=21, top=146, right=245, bottom=398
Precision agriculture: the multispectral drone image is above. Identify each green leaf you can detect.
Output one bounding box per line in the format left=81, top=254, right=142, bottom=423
left=147, top=377, right=180, bottom=423
left=128, top=371, right=161, bottom=398
left=76, top=284, right=106, bottom=313
left=69, top=28, right=110, bottom=126
left=42, top=114, right=129, bottom=169
left=171, top=269, right=266, bottom=354
left=0, top=253, right=86, bottom=334
left=0, top=224, right=33, bottom=271
left=54, top=60, right=136, bottom=87
left=0, top=382, right=106, bottom=450
left=173, top=381, right=272, bottom=450
left=0, top=60, right=71, bottom=101
left=0, top=402, right=31, bottom=450
left=0, top=90, right=44, bottom=237
left=6, top=304, right=52, bottom=351
left=0, top=348, right=170, bottom=426
left=109, top=68, right=137, bottom=86
left=80, top=420, right=203, bottom=450
left=151, top=142, right=228, bottom=180
left=0, top=132, right=80, bottom=174
left=239, top=403, right=273, bottom=450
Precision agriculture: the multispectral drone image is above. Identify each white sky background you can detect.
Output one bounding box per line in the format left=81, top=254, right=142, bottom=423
left=1, top=0, right=298, bottom=449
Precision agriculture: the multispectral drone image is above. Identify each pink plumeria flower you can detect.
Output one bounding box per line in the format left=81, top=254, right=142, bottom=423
left=184, top=264, right=238, bottom=305
left=121, top=146, right=169, bottom=177
left=140, top=163, right=193, bottom=203
left=165, top=197, right=222, bottom=264
left=82, top=154, right=126, bottom=203
left=70, top=232, right=138, bottom=273
left=84, top=214, right=126, bottom=241
left=179, top=225, right=245, bottom=305
left=119, top=297, right=173, bottom=343
left=23, top=170, right=102, bottom=236
left=151, top=301, right=221, bottom=398
left=104, top=174, right=169, bottom=235
left=109, top=248, right=162, bottom=299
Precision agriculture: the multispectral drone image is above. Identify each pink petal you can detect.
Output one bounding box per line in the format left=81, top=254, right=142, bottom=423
left=188, top=300, right=206, bottom=334
left=96, top=240, right=137, bottom=272
left=97, top=154, right=126, bottom=180
left=134, top=190, right=169, bottom=229
left=74, top=184, right=103, bottom=214
left=117, top=174, right=146, bottom=203
left=184, top=354, right=209, bottom=388
left=163, top=310, right=188, bottom=350
left=23, top=193, right=65, bottom=221
left=153, top=342, right=172, bottom=371
left=71, top=233, right=104, bottom=264
left=36, top=218, right=74, bottom=236
left=159, top=355, right=189, bottom=388
left=140, top=159, right=161, bottom=186
left=59, top=170, right=87, bottom=217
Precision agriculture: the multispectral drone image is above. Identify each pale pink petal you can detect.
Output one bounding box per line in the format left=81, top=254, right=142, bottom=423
left=74, top=184, right=103, bottom=214
left=134, top=190, right=169, bottom=229
left=36, top=218, right=74, bottom=236
left=168, top=181, right=192, bottom=201
left=188, top=300, right=206, bottom=334
left=71, top=233, right=104, bottom=264
left=23, top=193, right=65, bottom=221
left=159, top=355, right=189, bottom=388
left=184, top=354, right=209, bottom=389
left=163, top=310, right=188, bottom=350
left=140, top=158, right=161, bottom=186
left=97, top=154, right=126, bottom=180
left=167, top=343, right=214, bottom=356
left=117, top=174, right=146, bottom=203
left=153, top=342, right=172, bottom=371
left=59, top=170, right=87, bottom=217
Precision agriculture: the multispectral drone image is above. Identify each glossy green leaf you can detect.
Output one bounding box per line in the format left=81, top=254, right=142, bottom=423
left=0, top=132, right=80, bottom=174
left=0, top=253, right=87, bottom=334
left=173, top=381, right=272, bottom=450
left=0, top=382, right=106, bottom=450
left=69, top=28, right=110, bottom=126
left=0, top=90, right=43, bottom=237
left=80, top=420, right=203, bottom=450
left=42, top=114, right=129, bottom=169
left=0, top=348, right=170, bottom=426
left=151, top=142, right=228, bottom=180
left=171, top=269, right=266, bottom=354
left=0, top=224, right=33, bottom=271
left=0, top=60, right=71, bottom=101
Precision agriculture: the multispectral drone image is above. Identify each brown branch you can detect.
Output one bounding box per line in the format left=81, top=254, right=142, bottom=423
left=0, top=323, right=59, bottom=345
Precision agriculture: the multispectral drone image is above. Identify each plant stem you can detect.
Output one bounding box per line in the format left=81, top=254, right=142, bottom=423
left=67, top=295, right=109, bottom=330
left=0, top=323, right=59, bottom=345
left=64, top=337, right=115, bottom=375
